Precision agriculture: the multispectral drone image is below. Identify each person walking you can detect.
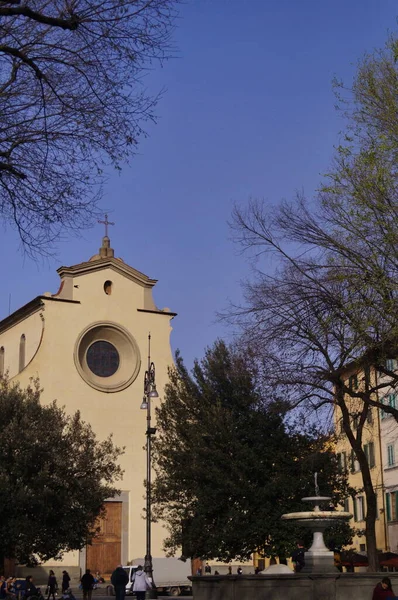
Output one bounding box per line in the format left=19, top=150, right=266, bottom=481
left=61, top=573, right=70, bottom=594
left=47, top=570, right=57, bottom=600
left=111, top=566, right=128, bottom=600
left=132, top=566, right=151, bottom=600
left=24, top=577, right=39, bottom=599
left=291, top=540, right=306, bottom=573
left=80, top=570, right=95, bottom=600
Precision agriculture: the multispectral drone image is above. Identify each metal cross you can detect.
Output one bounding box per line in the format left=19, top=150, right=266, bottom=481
left=98, top=214, right=115, bottom=237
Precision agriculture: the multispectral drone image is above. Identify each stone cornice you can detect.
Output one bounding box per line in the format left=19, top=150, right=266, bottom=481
left=0, top=296, right=80, bottom=334
left=57, top=257, right=157, bottom=288
left=137, top=308, right=178, bottom=318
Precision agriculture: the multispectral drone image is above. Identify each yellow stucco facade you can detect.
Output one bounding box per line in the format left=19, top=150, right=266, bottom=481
left=334, top=366, right=388, bottom=554
left=0, top=236, right=176, bottom=572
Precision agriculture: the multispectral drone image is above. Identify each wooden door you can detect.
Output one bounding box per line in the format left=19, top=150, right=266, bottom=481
left=86, top=502, right=122, bottom=577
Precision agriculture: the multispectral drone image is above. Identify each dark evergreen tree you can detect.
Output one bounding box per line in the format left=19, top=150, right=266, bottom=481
left=152, top=340, right=352, bottom=561
left=0, top=378, right=123, bottom=564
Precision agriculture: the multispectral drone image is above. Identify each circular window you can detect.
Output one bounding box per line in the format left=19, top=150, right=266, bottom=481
left=87, top=340, right=120, bottom=377
left=74, top=322, right=141, bottom=392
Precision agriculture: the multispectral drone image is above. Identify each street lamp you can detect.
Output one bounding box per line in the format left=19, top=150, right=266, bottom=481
left=140, top=334, right=158, bottom=599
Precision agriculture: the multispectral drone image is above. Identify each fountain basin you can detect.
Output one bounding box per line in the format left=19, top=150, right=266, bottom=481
left=281, top=493, right=352, bottom=572
left=281, top=511, right=352, bottom=530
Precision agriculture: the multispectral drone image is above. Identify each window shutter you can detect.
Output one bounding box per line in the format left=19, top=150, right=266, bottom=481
left=350, top=450, right=356, bottom=473
left=342, top=451, right=347, bottom=471
left=386, top=493, right=391, bottom=522
left=353, top=497, right=358, bottom=522
left=369, top=442, right=375, bottom=468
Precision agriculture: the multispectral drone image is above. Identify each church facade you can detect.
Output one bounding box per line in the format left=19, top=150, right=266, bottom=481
left=0, top=234, right=176, bottom=576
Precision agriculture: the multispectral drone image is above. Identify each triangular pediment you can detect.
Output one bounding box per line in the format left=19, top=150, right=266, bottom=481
left=57, top=257, right=157, bottom=288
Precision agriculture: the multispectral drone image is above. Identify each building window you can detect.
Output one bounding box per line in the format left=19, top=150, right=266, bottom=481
left=388, top=394, right=396, bottom=409
left=353, top=415, right=359, bottom=430
left=388, top=444, right=395, bottom=467
left=360, top=543, right=366, bottom=552
left=344, top=497, right=350, bottom=512
left=364, top=442, right=375, bottom=468
left=381, top=397, right=387, bottom=419
left=357, top=496, right=365, bottom=522
left=0, top=346, right=4, bottom=377
left=386, top=492, right=398, bottom=522
left=386, top=359, right=397, bottom=372
left=367, top=409, right=373, bottom=424
left=19, top=334, right=26, bottom=372
left=86, top=341, right=120, bottom=377
left=104, top=280, right=113, bottom=295
left=349, top=374, right=359, bottom=390
left=350, top=449, right=359, bottom=473
left=338, top=451, right=347, bottom=472
left=339, top=419, right=345, bottom=434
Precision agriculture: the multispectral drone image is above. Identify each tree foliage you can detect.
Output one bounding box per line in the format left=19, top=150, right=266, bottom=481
left=0, top=0, right=178, bottom=253
left=228, top=33, right=398, bottom=571
left=0, top=377, right=123, bottom=564
left=151, top=340, right=353, bottom=562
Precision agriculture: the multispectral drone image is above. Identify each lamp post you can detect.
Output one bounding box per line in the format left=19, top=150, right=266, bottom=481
left=140, top=334, right=158, bottom=599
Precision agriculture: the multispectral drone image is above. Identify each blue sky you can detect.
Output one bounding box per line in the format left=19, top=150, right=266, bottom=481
left=1, top=0, right=397, bottom=368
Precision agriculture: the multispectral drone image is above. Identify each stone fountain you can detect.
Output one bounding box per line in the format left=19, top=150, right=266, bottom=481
left=190, top=474, right=396, bottom=600
left=281, top=473, right=352, bottom=572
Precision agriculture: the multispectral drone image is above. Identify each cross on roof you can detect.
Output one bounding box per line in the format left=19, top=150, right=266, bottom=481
left=98, top=214, right=115, bottom=237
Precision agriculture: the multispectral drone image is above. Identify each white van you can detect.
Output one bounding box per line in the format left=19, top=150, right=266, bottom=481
left=123, top=566, right=139, bottom=595
left=110, top=561, right=191, bottom=597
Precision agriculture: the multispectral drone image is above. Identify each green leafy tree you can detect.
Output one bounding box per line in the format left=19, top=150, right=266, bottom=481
left=0, top=377, right=123, bottom=564
left=151, top=340, right=352, bottom=562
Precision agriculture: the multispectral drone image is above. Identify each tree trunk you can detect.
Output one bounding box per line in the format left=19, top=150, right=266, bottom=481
left=355, top=447, right=379, bottom=571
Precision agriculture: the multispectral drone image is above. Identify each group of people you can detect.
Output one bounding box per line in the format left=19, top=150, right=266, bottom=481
left=0, top=571, right=73, bottom=600
left=110, top=565, right=151, bottom=600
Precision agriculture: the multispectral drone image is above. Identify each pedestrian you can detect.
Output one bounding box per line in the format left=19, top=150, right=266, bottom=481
left=237, top=567, right=243, bottom=575
left=291, top=540, right=305, bottom=573
left=227, top=566, right=232, bottom=575
left=204, top=563, right=211, bottom=575
left=0, top=578, right=6, bottom=600
left=110, top=565, right=128, bottom=600
left=372, top=577, right=395, bottom=600
left=24, top=577, right=39, bottom=599
left=47, top=570, right=57, bottom=600
left=80, top=570, right=95, bottom=600
left=6, top=577, right=17, bottom=600
left=61, top=573, right=70, bottom=594
left=132, top=566, right=151, bottom=600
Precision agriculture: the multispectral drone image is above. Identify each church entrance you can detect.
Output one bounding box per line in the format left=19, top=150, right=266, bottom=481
left=86, top=501, right=122, bottom=577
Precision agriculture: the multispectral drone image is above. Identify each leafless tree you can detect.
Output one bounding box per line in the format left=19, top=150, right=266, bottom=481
left=225, top=30, right=398, bottom=576
left=0, top=0, right=178, bottom=253
left=227, top=211, right=395, bottom=571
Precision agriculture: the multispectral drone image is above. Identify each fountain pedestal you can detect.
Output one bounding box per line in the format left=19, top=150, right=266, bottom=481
left=282, top=496, right=352, bottom=573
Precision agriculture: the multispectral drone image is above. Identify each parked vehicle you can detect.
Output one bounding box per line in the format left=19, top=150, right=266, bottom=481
left=119, top=558, right=192, bottom=597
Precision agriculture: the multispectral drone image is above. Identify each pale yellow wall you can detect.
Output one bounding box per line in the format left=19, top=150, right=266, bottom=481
left=0, top=309, right=44, bottom=377
left=334, top=367, right=387, bottom=552
left=1, top=261, right=175, bottom=567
